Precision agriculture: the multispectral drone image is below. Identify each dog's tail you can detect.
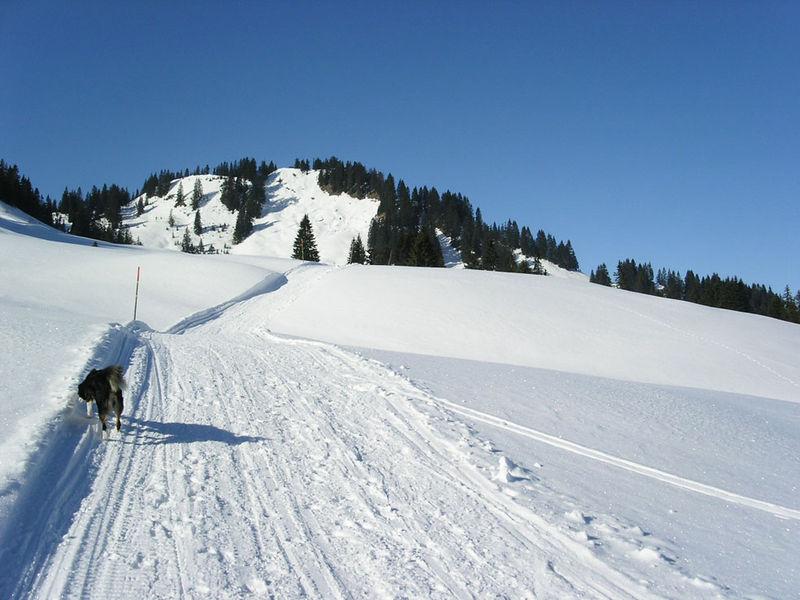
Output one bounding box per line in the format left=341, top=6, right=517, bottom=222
left=105, top=364, right=127, bottom=392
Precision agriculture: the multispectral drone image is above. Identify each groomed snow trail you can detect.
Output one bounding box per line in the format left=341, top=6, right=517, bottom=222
left=17, top=293, right=661, bottom=599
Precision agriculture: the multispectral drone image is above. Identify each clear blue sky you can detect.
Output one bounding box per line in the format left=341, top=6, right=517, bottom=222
left=3, top=1, right=798, bottom=291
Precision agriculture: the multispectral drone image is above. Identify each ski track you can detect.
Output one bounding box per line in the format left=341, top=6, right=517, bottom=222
left=9, top=292, right=670, bottom=599
left=422, top=393, right=800, bottom=522
left=13, top=267, right=763, bottom=599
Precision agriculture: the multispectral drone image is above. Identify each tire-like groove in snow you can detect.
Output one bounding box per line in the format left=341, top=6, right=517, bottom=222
left=16, top=303, right=663, bottom=598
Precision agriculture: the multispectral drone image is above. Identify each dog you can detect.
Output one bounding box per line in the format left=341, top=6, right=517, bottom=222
left=78, top=365, right=125, bottom=439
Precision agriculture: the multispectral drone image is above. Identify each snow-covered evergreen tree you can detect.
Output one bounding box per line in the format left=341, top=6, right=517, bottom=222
left=191, top=179, right=203, bottom=210
left=292, top=214, right=320, bottom=262
left=348, top=235, right=367, bottom=264
left=175, top=182, right=185, bottom=207
left=180, top=228, right=193, bottom=253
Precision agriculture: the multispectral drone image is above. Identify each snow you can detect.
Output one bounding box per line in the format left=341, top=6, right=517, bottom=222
left=124, top=169, right=379, bottom=264
left=1, top=199, right=799, bottom=599
left=263, top=264, right=798, bottom=402
left=436, top=229, right=465, bottom=268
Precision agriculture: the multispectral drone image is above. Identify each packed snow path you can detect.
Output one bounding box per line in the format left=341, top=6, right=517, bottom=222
left=10, top=306, right=660, bottom=599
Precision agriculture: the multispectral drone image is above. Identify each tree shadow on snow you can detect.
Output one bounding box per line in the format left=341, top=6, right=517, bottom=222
left=124, top=417, right=266, bottom=446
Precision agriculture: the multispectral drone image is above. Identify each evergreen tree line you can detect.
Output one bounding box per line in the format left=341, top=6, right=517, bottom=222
left=214, top=158, right=277, bottom=182
left=5, top=158, right=797, bottom=324
left=2, top=159, right=138, bottom=244
left=312, top=156, right=579, bottom=272
left=0, top=159, right=57, bottom=227
left=591, top=259, right=800, bottom=324
left=294, top=158, right=312, bottom=172
left=59, top=183, right=135, bottom=243
left=140, top=157, right=278, bottom=199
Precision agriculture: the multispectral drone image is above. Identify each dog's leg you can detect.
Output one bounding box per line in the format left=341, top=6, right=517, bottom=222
left=100, top=414, right=109, bottom=441
left=86, top=401, right=93, bottom=418
left=116, top=390, right=123, bottom=432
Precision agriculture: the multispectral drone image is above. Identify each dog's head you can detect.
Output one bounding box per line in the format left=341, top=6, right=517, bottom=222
left=77, top=369, right=98, bottom=402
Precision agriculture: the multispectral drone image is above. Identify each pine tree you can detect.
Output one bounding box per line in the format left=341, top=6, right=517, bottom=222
left=175, top=182, right=185, bottom=206
left=664, top=270, right=684, bottom=299
left=220, top=176, right=240, bottom=212
left=292, top=214, right=320, bottom=261
left=191, top=179, right=203, bottom=210
left=535, top=230, right=548, bottom=258
left=591, top=263, right=612, bottom=286
left=481, top=238, right=498, bottom=270
left=348, top=235, right=367, bottom=264
left=180, top=228, right=193, bottom=253
left=408, top=227, right=444, bottom=267
left=684, top=270, right=701, bottom=302
left=520, top=226, right=535, bottom=256
left=155, top=172, right=172, bottom=197
left=247, top=178, right=266, bottom=214
left=615, top=259, right=636, bottom=290
left=781, top=286, right=798, bottom=323
left=232, top=206, right=250, bottom=244
left=194, top=210, right=202, bottom=235
left=565, top=240, right=579, bottom=271
left=367, top=217, right=391, bottom=265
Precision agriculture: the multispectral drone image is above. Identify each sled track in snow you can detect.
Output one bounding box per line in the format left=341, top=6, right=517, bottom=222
left=15, top=314, right=666, bottom=599
left=424, top=393, right=800, bottom=521
left=0, top=323, right=144, bottom=600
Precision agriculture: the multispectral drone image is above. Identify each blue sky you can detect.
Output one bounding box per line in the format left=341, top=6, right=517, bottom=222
left=2, top=1, right=798, bottom=291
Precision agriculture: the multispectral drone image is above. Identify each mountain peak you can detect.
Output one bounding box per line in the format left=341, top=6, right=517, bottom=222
left=124, top=168, right=379, bottom=263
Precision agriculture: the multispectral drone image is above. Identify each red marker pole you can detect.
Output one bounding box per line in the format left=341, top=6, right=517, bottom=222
left=133, top=266, right=141, bottom=321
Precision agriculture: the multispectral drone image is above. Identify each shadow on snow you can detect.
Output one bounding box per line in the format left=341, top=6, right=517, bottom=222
left=124, top=417, right=266, bottom=446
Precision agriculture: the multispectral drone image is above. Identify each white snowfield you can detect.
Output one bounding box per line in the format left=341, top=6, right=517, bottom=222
left=1, top=199, right=799, bottom=599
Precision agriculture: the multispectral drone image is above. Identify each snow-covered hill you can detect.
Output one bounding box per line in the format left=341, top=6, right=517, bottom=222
left=122, top=168, right=586, bottom=280
left=1, top=201, right=799, bottom=599
left=124, top=168, right=379, bottom=264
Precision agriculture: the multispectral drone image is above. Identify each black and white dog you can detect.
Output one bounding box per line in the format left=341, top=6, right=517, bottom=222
left=78, top=365, right=125, bottom=439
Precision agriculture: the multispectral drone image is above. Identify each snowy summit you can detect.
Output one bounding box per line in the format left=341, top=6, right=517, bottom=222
left=123, top=168, right=379, bottom=264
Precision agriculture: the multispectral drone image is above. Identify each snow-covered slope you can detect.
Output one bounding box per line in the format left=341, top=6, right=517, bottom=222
left=124, top=168, right=379, bottom=264
left=123, top=168, right=589, bottom=278
left=2, top=201, right=799, bottom=599
left=263, top=265, right=797, bottom=403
